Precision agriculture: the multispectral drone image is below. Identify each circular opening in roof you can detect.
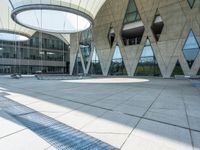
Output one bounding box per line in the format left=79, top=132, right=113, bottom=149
left=12, top=5, right=92, bottom=33
left=0, top=32, right=29, bottom=42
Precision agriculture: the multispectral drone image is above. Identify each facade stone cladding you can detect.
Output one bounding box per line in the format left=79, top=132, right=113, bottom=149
left=70, top=0, right=200, bottom=78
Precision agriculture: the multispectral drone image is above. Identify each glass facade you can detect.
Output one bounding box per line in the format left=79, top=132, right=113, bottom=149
left=151, top=10, right=164, bottom=42
left=0, top=32, right=69, bottom=74
left=108, top=46, right=127, bottom=75
left=88, top=48, right=102, bottom=75
left=183, top=30, right=199, bottom=68
left=187, top=0, right=195, bottom=8
left=121, top=0, right=144, bottom=46
left=171, top=61, right=184, bottom=77
left=80, top=29, right=92, bottom=68
left=135, top=38, right=161, bottom=76
left=73, top=51, right=84, bottom=75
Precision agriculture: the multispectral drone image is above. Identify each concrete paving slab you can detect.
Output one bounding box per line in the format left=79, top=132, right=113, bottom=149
left=122, top=119, right=193, bottom=150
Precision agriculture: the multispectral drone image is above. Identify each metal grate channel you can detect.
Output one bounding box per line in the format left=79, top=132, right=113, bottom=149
left=0, top=98, right=118, bottom=150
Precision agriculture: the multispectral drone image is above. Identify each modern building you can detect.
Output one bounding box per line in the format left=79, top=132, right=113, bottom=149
left=0, top=0, right=200, bottom=77
left=0, top=32, right=70, bottom=74
left=0, top=1, right=200, bottom=150
left=70, top=0, right=200, bottom=78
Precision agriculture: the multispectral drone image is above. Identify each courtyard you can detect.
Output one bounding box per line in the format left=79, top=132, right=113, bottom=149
left=0, top=77, right=199, bottom=150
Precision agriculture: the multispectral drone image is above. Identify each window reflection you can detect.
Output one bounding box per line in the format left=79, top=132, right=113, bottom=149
left=135, top=38, right=161, bottom=76
left=109, top=46, right=127, bottom=75
left=183, top=30, right=199, bottom=68
left=0, top=32, right=69, bottom=74
left=89, top=48, right=102, bottom=75
left=151, top=10, right=164, bottom=42
left=121, top=0, right=144, bottom=46
left=187, top=0, right=195, bottom=8
left=73, top=51, right=84, bottom=75
left=80, top=29, right=92, bottom=67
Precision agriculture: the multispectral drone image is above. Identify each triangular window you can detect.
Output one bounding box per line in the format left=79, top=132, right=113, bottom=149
left=135, top=38, right=161, bottom=76
left=121, top=0, right=144, bottom=46
left=73, top=51, right=84, bottom=75
left=109, top=45, right=127, bottom=75
left=80, top=29, right=92, bottom=68
left=89, top=48, right=102, bottom=75
left=108, top=26, right=115, bottom=48
left=187, top=0, right=195, bottom=9
left=183, top=30, right=199, bottom=68
left=171, top=61, right=184, bottom=77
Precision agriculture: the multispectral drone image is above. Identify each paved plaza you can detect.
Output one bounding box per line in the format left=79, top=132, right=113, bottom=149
left=0, top=77, right=200, bottom=150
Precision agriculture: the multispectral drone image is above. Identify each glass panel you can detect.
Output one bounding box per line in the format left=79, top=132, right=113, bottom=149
left=187, top=0, right=195, bottom=8
left=73, top=51, right=84, bottom=75
left=121, top=0, right=144, bottom=46
left=80, top=29, right=92, bottom=67
left=198, top=68, right=200, bottom=75
left=126, top=13, right=137, bottom=24
left=171, top=61, right=184, bottom=77
left=89, top=48, right=102, bottom=75
left=123, top=0, right=141, bottom=24
left=183, top=30, right=199, bottom=68
left=0, top=31, right=69, bottom=74
left=108, top=27, right=115, bottom=48
left=135, top=38, right=161, bottom=76
left=151, top=10, right=164, bottom=42
left=108, top=46, right=127, bottom=75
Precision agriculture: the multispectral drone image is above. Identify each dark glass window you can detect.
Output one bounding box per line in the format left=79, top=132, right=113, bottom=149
left=198, top=68, right=200, bottom=75
left=80, top=29, right=92, bottom=68
left=187, top=0, right=195, bottom=8
left=121, top=0, right=144, bottom=46
left=171, top=61, right=184, bottom=77
left=108, top=46, right=127, bottom=75
left=89, top=48, right=102, bottom=75
left=123, top=0, right=141, bottom=24
left=108, top=27, right=115, bottom=48
left=183, top=30, right=199, bottom=68
left=73, top=51, right=84, bottom=75
left=135, top=38, right=161, bottom=76
left=151, top=10, right=164, bottom=42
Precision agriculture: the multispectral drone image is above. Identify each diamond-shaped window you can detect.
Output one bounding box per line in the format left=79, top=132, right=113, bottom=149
left=183, top=30, right=199, bottom=68
left=108, top=26, right=115, bottom=48
left=121, top=0, right=144, bottom=46
left=187, top=0, right=195, bottom=9
left=135, top=38, right=161, bottom=76
left=151, top=9, right=164, bottom=42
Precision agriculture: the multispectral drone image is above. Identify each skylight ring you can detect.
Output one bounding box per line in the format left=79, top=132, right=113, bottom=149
left=11, top=4, right=94, bottom=34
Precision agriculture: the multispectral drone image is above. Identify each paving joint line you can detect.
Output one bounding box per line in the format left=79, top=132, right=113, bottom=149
left=120, top=86, right=166, bottom=149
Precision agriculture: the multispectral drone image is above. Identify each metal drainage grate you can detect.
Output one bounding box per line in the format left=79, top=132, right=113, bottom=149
left=0, top=98, right=118, bottom=150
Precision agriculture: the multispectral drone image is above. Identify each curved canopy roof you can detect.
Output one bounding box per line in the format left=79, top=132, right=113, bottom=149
left=0, top=0, right=35, bottom=41
left=9, top=0, right=106, bottom=33
left=10, top=0, right=106, bottom=19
